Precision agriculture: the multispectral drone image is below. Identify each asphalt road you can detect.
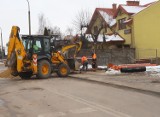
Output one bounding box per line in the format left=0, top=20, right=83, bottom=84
left=0, top=76, right=160, bottom=117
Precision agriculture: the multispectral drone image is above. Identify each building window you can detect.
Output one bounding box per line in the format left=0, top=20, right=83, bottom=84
left=124, top=29, right=131, bottom=34
left=118, top=18, right=126, bottom=30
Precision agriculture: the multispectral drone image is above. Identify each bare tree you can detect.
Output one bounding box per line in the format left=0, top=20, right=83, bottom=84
left=73, top=9, right=105, bottom=46
left=91, top=23, right=106, bottom=43
left=65, top=27, right=73, bottom=36
left=50, top=26, right=61, bottom=35
left=37, top=13, right=47, bottom=34
left=73, top=9, right=91, bottom=33
left=72, top=9, right=92, bottom=49
left=37, top=13, right=62, bottom=36
left=72, top=9, right=114, bottom=49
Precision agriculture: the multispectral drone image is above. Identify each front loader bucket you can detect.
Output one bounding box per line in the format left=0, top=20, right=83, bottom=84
left=67, top=58, right=81, bottom=71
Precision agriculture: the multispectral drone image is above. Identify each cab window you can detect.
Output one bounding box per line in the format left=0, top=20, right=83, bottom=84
left=22, top=38, right=33, bottom=53
left=44, top=39, right=50, bottom=52
left=33, top=39, right=42, bottom=53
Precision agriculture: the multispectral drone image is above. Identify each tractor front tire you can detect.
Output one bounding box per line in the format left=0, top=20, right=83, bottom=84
left=57, top=63, right=70, bottom=77
left=37, top=60, right=51, bottom=78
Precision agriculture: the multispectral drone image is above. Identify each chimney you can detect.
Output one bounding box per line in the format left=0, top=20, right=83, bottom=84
left=126, top=1, right=140, bottom=6
left=112, top=3, right=117, bottom=11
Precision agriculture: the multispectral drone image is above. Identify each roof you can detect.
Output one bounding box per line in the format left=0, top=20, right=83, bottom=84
left=99, top=10, right=116, bottom=27
left=86, top=8, right=116, bottom=33
left=96, top=8, right=115, bottom=16
left=114, top=5, right=147, bottom=17
left=86, top=34, right=125, bottom=43
left=86, top=1, right=157, bottom=34
left=121, top=5, right=146, bottom=14
left=133, top=1, right=159, bottom=16
left=143, top=1, right=157, bottom=7
left=114, top=1, right=156, bottom=17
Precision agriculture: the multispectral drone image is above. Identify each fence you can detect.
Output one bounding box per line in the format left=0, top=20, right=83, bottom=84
left=77, top=48, right=135, bottom=65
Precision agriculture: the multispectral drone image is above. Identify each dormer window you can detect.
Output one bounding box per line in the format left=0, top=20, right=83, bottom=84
left=118, top=18, right=126, bottom=30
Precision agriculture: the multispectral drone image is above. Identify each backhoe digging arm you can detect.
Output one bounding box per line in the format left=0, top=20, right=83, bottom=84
left=7, top=26, right=27, bottom=72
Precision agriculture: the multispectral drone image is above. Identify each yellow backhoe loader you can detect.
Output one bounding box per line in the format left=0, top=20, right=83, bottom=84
left=6, top=26, right=82, bottom=79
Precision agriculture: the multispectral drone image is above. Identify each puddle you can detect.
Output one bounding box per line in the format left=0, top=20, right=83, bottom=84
left=20, top=87, right=44, bottom=91
left=151, top=80, right=160, bottom=83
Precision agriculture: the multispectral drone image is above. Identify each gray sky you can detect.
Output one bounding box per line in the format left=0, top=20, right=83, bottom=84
left=0, top=0, right=155, bottom=47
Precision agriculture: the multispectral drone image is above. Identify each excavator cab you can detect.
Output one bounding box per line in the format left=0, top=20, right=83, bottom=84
left=22, top=35, right=51, bottom=59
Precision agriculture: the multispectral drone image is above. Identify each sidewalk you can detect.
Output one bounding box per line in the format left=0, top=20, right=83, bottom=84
left=69, top=70, right=160, bottom=94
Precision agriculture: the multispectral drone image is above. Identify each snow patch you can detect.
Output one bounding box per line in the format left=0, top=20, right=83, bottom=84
left=105, top=68, right=121, bottom=75
left=146, top=66, right=160, bottom=72
left=98, top=66, right=107, bottom=70
left=86, top=34, right=124, bottom=42
left=99, top=10, right=116, bottom=27
left=122, top=5, right=146, bottom=14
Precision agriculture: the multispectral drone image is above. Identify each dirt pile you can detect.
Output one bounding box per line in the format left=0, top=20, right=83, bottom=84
left=0, top=69, right=16, bottom=78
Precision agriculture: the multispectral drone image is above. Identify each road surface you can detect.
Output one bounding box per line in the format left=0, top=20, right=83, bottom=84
left=0, top=76, right=160, bottom=117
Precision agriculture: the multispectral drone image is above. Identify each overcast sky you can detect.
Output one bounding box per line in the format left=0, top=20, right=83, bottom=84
left=0, top=0, right=155, bottom=47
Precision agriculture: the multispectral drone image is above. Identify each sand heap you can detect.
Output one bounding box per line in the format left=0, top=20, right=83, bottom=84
left=0, top=69, right=18, bottom=78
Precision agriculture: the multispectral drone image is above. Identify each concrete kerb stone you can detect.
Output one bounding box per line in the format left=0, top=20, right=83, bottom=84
left=69, top=71, right=160, bottom=98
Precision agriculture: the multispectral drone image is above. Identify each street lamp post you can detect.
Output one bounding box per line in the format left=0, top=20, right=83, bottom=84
left=0, top=27, right=3, bottom=59
left=26, top=0, right=31, bottom=35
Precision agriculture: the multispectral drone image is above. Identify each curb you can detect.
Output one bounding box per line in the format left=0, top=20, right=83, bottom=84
left=68, top=75, right=160, bottom=98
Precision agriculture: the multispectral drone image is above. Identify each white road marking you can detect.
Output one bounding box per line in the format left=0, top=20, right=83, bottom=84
left=45, top=88, right=132, bottom=117
left=38, top=112, right=66, bottom=117
left=69, top=107, right=97, bottom=114
left=0, top=99, right=5, bottom=107
left=37, top=107, right=96, bottom=117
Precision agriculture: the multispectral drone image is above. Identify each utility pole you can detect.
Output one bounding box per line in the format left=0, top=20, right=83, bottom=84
left=0, top=27, right=3, bottom=59
left=26, top=0, right=31, bottom=35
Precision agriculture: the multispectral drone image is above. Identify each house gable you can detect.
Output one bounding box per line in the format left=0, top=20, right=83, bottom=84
left=114, top=1, right=149, bottom=46
left=115, top=5, right=133, bottom=46
left=86, top=8, right=115, bottom=34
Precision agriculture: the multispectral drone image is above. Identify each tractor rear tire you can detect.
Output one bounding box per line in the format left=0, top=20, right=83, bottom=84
left=19, top=71, right=33, bottom=79
left=37, top=60, right=51, bottom=78
left=57, top=63, right=70, bottom=77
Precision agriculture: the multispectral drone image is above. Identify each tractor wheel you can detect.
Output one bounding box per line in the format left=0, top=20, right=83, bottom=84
left=37, top=60, right=51, bottom=78
left=19, top=71, right=33, bottom=79
left=57, top=63, right=70, bottom=77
